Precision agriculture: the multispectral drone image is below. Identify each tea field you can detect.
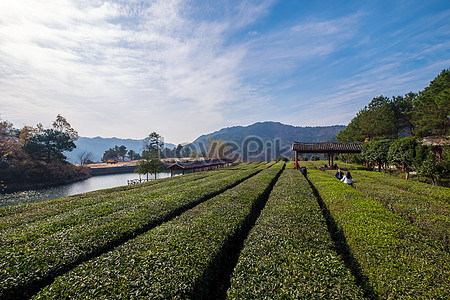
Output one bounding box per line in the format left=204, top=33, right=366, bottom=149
left=1, top=161, right=449, bottom=299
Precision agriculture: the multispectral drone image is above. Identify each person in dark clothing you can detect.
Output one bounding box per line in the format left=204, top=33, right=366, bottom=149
left=301, top=166, right=307, bottom=177
left=335, top=168, right=344, bottom=180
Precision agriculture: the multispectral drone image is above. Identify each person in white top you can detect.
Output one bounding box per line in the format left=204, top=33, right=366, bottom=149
left=340, top=171, right=353, bottom=185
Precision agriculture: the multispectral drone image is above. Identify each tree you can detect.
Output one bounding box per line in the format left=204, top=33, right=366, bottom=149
left=361, top=139, right=394, bottom=171
left=206, top=138, right=231, bottom=159
left=144, top=132, right=164, bottom=158
left=412, top=68, right=450, bottom=137
left=118, top=145, right=127, bottom=161
left=182, top=146, right=192, bottom=158
left=190, top=149, right=199, bottom=159
left=175, top=144, right=183, bottom=158
left=78, top=151, right=93, bottom=165
left=388, top=137, right=418, bottom=177
left=310, top=155, right=320, bottom=161
left=21, top=115, right=78, bottom=164
left=0, top=118, right=18, bottom=165
left=392, top=92, right=415, bottom=137
left=337, top=96, right=398, bottom=142
left=336, top=114, right=365, bottom=142
left=127, top=149, right=137, bottom=161
left=135, top=150, right=163, bottom=180
left=137, top=132, right=164, bottom=180
left=24, top=129, right=76, bottom=163
left=418, top=154, right=450, bottom=186
left=52, top=114, right=79, bottom=141
left=102, top=147, right=119, bottom=162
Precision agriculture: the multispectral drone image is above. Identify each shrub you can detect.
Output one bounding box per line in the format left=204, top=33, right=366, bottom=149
left=308, top=170, right=450, bottom=298
left=227, top=169, right=364, bottom=299
left=0, top=165, right=265, bottom=299
left=32, top=163, right=284, bottom=299
left=345, top=170, right=450, bottom=251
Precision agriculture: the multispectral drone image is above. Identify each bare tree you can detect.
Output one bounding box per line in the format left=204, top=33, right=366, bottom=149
left=78, top=151, right=93, bottom=165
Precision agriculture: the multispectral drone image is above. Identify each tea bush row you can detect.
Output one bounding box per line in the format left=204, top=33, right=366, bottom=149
left=227, top=169, right=365, bottom=299
left=0, top=163, right=262, bottom=232
left=0, top=168, right=218, bottom=227
left=0, top=168, right=244, bottom=246
left=0, top=165, right=265, bottom=299
left=0, top=162, right=259, bottom=225
left=322, top=169, right=450, bottom=252
left=308, top=170, right=450, bottom=298
left=32, top=163, right=284, bottom=299
left=350, top=171, right=449, bottom=251
left=352, top=170, right=450, bottom=203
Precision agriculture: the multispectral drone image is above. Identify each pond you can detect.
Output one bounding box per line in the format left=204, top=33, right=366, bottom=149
left=0, top=172, right=171, bottom=208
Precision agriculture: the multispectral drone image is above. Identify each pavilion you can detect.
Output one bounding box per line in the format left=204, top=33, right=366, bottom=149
left=292, top=142, right=363, bottom=169
left=168, top=158, right=234, bottom=176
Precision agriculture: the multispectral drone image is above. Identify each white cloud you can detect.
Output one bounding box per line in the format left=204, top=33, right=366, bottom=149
left=0, top=1, right=448, bottom=144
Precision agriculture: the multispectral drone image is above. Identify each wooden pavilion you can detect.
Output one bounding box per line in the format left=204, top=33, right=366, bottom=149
left=168, top=158, right=234, bottom=176
left=292, top=142, right=363, bottom=169
left=422, top=136, right=449, bottom=162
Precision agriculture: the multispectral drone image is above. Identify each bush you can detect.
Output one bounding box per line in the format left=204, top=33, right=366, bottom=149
left=308, top=170, right=450, bottom=298
left=418, top=155, right=450, bottom=186
left=346, top=170, right=450, bottom=251
left=0, top=165, right=265, bottom=299
left=32, top=163, right=284, bottom=299
left=227, top=169, right=364, bottom=299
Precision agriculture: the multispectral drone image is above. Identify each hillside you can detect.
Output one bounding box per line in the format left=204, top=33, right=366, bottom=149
left=65, top=122, right=344, bottom=163
left=190, top=121, right=345, bottom=159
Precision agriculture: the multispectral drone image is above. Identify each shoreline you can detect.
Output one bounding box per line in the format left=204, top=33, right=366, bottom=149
left=1, top=173, right=92, bottom=194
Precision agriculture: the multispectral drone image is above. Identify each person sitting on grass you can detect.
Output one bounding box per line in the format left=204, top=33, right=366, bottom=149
left=335, top=168, right=344, bottom=180
left=340, top=171, right=353, bottom=185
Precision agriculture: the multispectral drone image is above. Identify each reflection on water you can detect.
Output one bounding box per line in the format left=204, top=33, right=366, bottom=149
left=0, top=172, right=171, bottom=208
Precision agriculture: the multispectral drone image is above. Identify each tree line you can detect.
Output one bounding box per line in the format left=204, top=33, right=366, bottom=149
left=0, top=115, right=88, bottom=189
left=100, top=143, right=195, bottom=163
left=337, top=68, right=449, bottom=185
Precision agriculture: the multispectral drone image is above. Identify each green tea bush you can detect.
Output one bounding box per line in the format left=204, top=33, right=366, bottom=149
left=32, top=163, right=284, bottom=299
left=0, top=169, right=239, bottom=236
left=308, top=170, right=450, bottom=298
left=352, top=169, right=450, bottom=202
left=0, top=166, right=264, bottom=299
left=346, top=170, right=450, bottom=251
left=0, top=167, right=214, bottom=223
left=227, top=169, right=365, bottom=299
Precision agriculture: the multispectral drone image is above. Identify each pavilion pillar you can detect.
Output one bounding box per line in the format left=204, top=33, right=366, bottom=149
left=295, top=151, right=298, bottom=169
left=327, top=153, right=331, bottom=166
left=331, top=153, right=334, bottom=167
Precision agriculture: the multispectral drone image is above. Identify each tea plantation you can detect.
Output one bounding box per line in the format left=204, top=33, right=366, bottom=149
left=1, top=161, right=448, bottom=299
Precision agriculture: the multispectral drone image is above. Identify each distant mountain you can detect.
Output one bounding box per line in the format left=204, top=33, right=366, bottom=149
left=65, top=137, right=176, bottom=164
left=66, top=122, right=345, bottom=163
left=190, top=121, right=345, bottom=161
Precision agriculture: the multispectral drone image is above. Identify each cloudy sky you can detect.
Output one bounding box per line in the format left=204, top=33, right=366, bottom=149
left=1, top=0, right=449, bottom=144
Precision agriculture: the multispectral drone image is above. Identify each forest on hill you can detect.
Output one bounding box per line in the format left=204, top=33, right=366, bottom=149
left=337, top=68, right=449, bottom=142
left=337, top=68, right=449, bottom=185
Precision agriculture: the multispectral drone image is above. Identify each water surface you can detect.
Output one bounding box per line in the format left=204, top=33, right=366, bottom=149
left=0, top=172, right=171, bottom=208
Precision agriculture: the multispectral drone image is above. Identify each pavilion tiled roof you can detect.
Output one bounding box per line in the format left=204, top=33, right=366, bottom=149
left=292, top=142, right=363, bottom=153
left=169, top=158, right=234, bottom=170
left=422, top=136, right=450, bottom=146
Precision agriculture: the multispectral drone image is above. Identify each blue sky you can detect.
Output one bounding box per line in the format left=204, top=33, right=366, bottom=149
left=1, top=0, right=449, bottom=144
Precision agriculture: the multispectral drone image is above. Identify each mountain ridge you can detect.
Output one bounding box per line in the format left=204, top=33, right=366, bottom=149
left=65, top=122, right=345, bottom=163
left=189, top=121, right=345, bottom=160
